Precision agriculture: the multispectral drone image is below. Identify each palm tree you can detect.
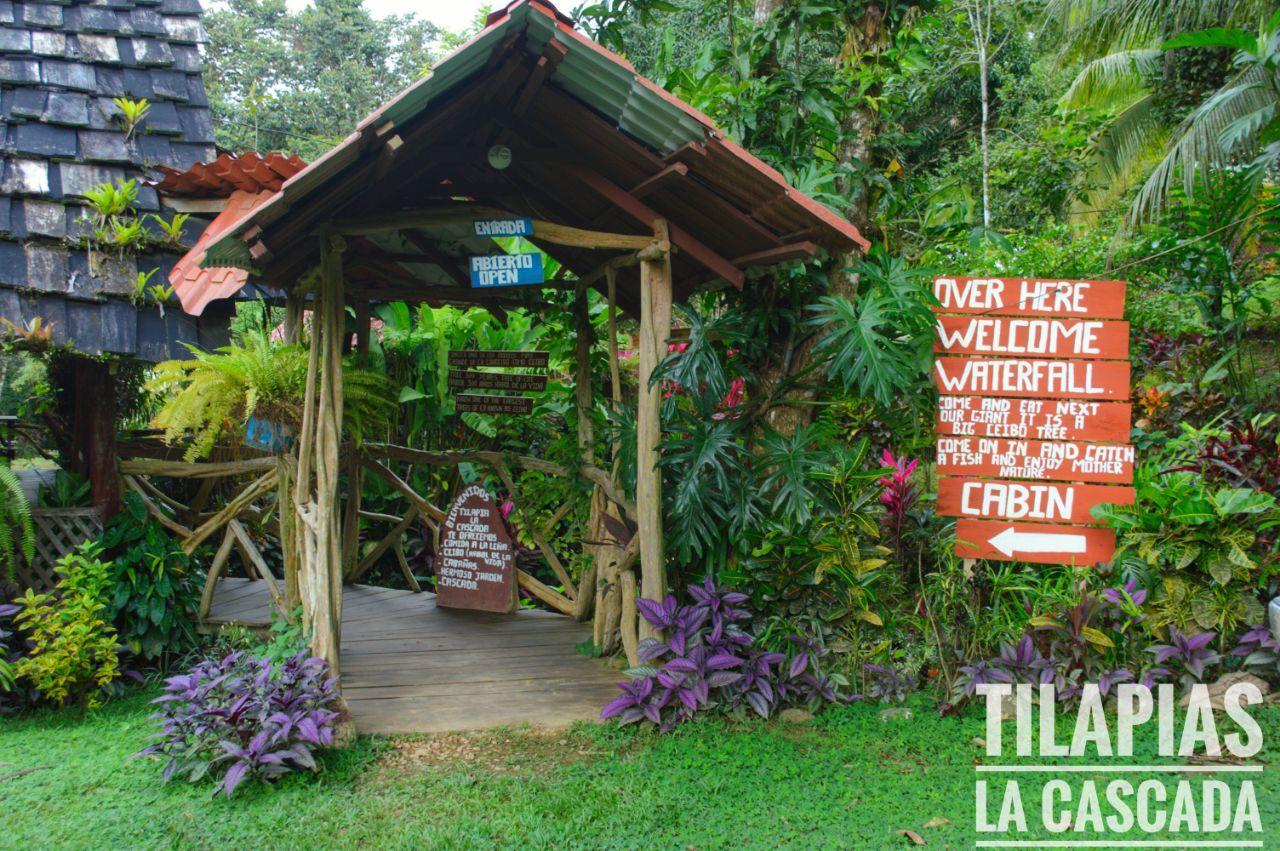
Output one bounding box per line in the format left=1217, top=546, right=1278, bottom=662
left=1046, top=0, right=1275, bottom=222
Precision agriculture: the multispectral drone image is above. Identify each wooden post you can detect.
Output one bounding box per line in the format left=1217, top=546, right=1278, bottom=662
left=574, top=280, right=594, bottom=462
left=574, top=280, right=599, bottom=623
left=354, top=299, right=371, bottom=366
left=340, top=450, right=363, bottom=580
left=283, top=291, right=304, bottom=344
left=606, top=267, right=622, bottom=409
left=635, top=220, right=672, bottom=646
left=297, top=233, right=347, bottom=677
left=278, top=454, right=299, bottom=610
left=72, top=358, right=120, bottom=517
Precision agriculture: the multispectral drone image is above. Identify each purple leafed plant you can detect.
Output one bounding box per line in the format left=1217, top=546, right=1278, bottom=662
left=1233, top=625, right=1280, bottom=680
left=134, top=651, right=339, bottom=798
left=863, top=663, right=916, bottom=704
left=1148, top=627, right=1220, bottom=688
left=601, top=579, right=845, bottom=732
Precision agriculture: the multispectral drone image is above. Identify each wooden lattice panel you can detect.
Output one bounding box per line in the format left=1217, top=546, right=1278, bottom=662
left=14, top=508, right=103, bottom=594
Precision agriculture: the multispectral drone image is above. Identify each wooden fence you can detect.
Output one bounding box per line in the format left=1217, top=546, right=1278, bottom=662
left=13, top=507, right=104, bottom=594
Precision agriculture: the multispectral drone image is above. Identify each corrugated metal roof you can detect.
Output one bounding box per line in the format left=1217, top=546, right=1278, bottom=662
left=182, top=0, right=867, bottom=315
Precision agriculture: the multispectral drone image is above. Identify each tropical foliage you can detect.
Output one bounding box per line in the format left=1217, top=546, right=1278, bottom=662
left=148, top=330, right=395, bottom=461
left=135, top=651, right=340, bottom=798
left=11, top=545, right=122, bottom=709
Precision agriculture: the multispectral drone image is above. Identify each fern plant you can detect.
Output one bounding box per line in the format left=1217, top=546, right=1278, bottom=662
left=148, top=330, right=395, bottom=461
left=0, top=466, right=35, bottom=584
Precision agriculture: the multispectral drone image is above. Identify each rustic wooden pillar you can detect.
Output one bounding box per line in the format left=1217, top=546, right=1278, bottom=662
left=72, top=358, right=120, bottom=518
left=573, top=280, right=599, bottom=622
left=283, top=291, right=304, bottom=344
left=592, top=268, right=624, bottom=647
left=354, top=299, right=371, bottom=365
left=635, top=221, right=672, bottom=646
left=340, top=450, right=363, bottom=581
left=297, top=235, right=346, bottom=677
left=278, top=453, right=299, bottom=611
left=606, top=267, right=622, bottom=410
left=574, top=280, right=594, bottom=461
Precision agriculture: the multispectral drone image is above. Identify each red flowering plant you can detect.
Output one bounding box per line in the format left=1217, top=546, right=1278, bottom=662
left=877, top=449, right=918, bottom=553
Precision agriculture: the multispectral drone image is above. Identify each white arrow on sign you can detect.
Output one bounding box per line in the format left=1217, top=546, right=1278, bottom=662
left=989, top=526, right=1087, bottom=557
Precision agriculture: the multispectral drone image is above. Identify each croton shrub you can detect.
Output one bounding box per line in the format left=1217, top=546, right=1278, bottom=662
left=602, top=579, right=846, bottom=731
left=136, top=651, right=340, bottom=797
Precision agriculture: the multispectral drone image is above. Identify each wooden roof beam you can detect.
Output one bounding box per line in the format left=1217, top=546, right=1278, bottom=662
left=628, top=163, right=687, bottom=199
left=564, top=165, right=744, bottom=289
left=732, top=241, right=819, bottom=267
left=500, top=96, right=783, bottom=249
left=513, top=39, right=568, bottom=117
left=401, top=230, right=470, bottom=287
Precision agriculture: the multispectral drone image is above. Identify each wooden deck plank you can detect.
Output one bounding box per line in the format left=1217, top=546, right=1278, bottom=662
left=204, top=575, right=619, bottom=734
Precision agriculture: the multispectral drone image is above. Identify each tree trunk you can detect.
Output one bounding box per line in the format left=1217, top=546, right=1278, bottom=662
left=964, top=0, right=993, bottom=230
left=753, top=4, right=884, bottom=437
left=71, top=358, right=120, bottom=518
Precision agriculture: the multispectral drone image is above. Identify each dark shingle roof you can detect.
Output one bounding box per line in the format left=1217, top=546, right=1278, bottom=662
left=0, top=0, right=227, bottom=360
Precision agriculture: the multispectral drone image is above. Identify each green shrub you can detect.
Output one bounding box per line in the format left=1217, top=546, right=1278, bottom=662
left=13, top=544, right=121, bottom=708
left=96, top=494, right=201, bottom=662
left=1095, top=468, right=1280, bottom=641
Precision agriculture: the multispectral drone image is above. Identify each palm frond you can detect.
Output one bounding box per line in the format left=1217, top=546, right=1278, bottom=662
left=1070, top=91, right=1171, bottom=221
left=1046, top=0, right=1267, bottom=64
left=1131, top=61, right=1277, bottom=224
left=1060, top=48, right=1162, bottom=110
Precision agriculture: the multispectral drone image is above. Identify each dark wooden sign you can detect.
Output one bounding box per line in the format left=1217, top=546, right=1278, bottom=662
left=447, top=370, right=548, bottom=392
left=448, top=350, right=549, bottom=368
left=456, top=393, right=534, bottom=414
left=435, top=484, right=518, bottom=613
left=936, top=396, right=1132, bottom=442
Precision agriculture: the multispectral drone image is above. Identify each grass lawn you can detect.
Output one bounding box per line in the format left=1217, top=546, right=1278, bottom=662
left=1, top=690, right=1278, bottom=849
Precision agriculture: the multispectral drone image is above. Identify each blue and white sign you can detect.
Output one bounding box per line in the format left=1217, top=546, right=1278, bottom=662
left=473, top=217, right=533, bottom=238
left=244, top=416, right=295, bottom=454
left=469, top=253, right=545, bottom=288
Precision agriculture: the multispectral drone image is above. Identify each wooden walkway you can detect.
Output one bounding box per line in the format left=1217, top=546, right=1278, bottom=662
left=205, top=578, right=622, bottom=734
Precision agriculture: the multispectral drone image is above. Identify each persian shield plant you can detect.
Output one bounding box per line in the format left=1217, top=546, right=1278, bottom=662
left=136, top=651, right=340, bottom=797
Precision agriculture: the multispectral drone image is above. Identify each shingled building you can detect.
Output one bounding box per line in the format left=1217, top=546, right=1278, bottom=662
left=0, top=0, right=236, bottom=355
left=0, top=0, right=236, bottom=513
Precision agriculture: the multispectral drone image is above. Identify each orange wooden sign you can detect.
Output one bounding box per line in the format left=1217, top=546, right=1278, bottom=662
left=933, top=316, right=1129, bottom=359
left=933, top=277, right=1126, bottom=319
left=955, top=518, right=1117, bottom=565
left=938, top=478, right=1135, bottom=525
left=934, top=357, right=1130, bottom=400
left=936, top=436, right=1134, bottom=484
left=936, top=396, right=1132, bottom=442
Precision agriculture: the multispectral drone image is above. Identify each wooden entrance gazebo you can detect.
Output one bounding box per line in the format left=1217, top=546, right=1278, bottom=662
left=174, top=0, right=866, bottom=731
